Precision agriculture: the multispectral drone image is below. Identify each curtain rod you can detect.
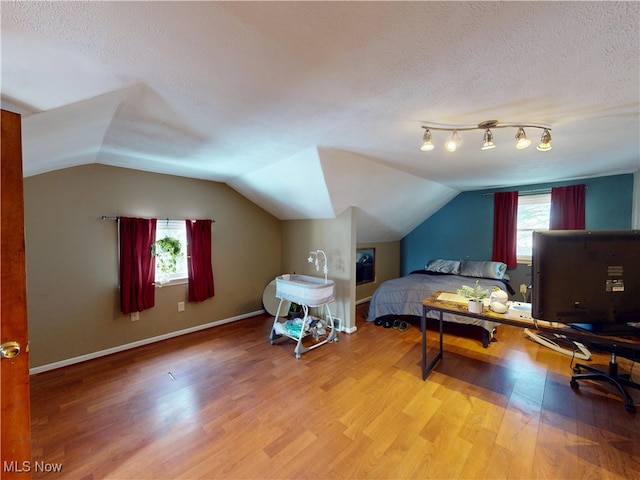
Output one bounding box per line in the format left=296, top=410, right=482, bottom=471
left=101, top=216, right=215, bottom=222
left=483, top=188, right=550, bottom=197
left=483, top=185, right=587, bottom=197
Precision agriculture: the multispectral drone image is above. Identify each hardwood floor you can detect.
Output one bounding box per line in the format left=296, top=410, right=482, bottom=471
left=29, top=305, right=639, bottom=479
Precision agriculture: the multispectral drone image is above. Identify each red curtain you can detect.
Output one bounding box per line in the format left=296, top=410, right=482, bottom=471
left=550, top=184, right=585, bottom=230
left=120, top=217, right=157, bottom=314
left=186, top=220, right=215, bottom=302
left=492, top=191, right=518, bottom=268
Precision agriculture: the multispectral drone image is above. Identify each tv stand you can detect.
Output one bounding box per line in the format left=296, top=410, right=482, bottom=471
left=571, top=352, right=639, bottom=413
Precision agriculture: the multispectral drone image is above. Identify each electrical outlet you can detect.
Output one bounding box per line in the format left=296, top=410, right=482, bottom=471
left=131, top=312, right=140, bottom=321
left=178, top=301, right=185, bottom=312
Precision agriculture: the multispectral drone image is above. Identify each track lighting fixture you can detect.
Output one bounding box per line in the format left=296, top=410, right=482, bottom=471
left=515, top=127, right=531, bottom=150
left=537, top=128, right=552, bottom=151
left=420, top=120, right=552, bottom=152
left=444, top=130, right=460, bottom=152
left=420, top=128, right=434, bottom=151
left=482, top=129, right=495, bottom=150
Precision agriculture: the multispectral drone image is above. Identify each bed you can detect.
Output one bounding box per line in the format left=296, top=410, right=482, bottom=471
left=367, top=259, right=513, bottom=347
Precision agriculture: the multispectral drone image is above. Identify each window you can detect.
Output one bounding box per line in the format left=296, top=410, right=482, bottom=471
left=516, top=193, right=550, bottom=264
left=154, top=220, right=188, bottom=285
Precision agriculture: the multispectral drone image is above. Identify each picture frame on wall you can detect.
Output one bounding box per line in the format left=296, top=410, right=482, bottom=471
left=356, top=248, right=375, bottom=284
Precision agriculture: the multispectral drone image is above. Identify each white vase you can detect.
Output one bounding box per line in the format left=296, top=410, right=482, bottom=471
left=468, top=299, right=484, bottom=314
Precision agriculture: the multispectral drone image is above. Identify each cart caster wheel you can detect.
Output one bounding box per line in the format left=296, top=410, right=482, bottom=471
left=624, top=403, right=636, bottom=413
left=570, top=379, right=579, bottom=389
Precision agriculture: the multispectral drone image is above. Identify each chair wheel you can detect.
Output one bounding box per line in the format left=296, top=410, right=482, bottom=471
left=624, top=403, right=636, bottom=413
left=570, top=379, right=580, bottom=389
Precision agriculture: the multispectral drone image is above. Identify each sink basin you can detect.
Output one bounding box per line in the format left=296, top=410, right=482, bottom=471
left=275, top=274, right=334, bottom=306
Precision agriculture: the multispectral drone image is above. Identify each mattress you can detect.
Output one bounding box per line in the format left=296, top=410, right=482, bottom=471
left=367, top=272, right=506, bottom=334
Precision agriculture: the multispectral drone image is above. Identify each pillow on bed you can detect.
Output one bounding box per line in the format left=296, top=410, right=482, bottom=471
left=425, top=259, right=461, bottom=275
left=459, top=260, right=507, bottom=279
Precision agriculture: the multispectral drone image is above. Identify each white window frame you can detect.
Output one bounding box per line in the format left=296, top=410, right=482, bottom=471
left=516, top=193, right=551, bottom=265
left=154, top=220, right=188, bottom=287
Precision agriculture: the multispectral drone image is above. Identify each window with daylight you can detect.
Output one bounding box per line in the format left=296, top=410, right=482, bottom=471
left=516, top=193, right=551, bottom=264
left=154, top=220, right=188, bottom=285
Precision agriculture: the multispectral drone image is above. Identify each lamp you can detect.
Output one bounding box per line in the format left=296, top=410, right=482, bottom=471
left=420, top=129, right=434, bottom=151
left=444, top=130, right=460, bottom=152
left=515, top=127, right=531, bottom=150
left=482, top=129, right=495, bottom=150
left=420, top=120, right=551, bottom=152
left=537, top=128, right=552, bottom=151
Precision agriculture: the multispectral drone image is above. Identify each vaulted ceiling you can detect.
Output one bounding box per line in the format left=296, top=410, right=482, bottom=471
left=2, top=1, right=639, bottom=242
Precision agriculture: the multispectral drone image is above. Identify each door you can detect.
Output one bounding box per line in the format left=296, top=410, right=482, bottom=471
left=1, top=109, right=32, bottom=478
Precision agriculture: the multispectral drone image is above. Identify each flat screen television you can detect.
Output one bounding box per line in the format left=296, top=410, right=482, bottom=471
left=532, top=230, right=640, bottom=333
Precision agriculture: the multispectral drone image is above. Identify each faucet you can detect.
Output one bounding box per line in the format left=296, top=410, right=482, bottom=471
left=308, top=249, right=328, bottom=283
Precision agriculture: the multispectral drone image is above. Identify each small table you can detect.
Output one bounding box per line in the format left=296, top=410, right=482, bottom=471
left=421, top=291, right=564, bottom=380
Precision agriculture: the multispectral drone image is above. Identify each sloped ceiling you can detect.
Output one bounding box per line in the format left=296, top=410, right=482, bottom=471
left=2, top=1, right=639, bottom=242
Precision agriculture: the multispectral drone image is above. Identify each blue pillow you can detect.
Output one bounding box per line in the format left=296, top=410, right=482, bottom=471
left=459, top=260, right=507, bottom=279
left=425, top=259, right=461, bottom=275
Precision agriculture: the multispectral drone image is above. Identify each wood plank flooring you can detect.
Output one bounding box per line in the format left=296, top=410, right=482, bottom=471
left=29, top=305, right=639, bottom=479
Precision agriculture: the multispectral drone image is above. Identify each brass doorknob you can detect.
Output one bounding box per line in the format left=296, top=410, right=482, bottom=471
left=0, top=341, right=21, bottom=359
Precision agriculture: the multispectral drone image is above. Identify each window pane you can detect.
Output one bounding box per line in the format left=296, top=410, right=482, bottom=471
left=516, top=193, right=550, bottom=262
left=155, top=220, right=188, bottom=282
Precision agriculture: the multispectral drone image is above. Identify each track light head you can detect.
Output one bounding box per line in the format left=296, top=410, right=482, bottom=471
left=537, top=129, right=552, bottom=151
left=420, top=128, right=434, bottom=151
left=515, top=127, right=531, bottom=149
left=444, top=130, right=460, bottom=152
left=481, top=129, right=495, bottom=150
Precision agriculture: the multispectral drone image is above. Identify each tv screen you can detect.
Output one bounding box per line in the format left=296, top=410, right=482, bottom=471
left=532, top=230, right=640, bottom=327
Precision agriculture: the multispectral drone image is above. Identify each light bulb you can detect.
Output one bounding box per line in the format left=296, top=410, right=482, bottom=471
left=445, top=130, right=460, bottom=152
left=515, top=127, right=531, bottom=149
left=482, top=129, right=495, bottom=150
left=537, top=129, right=552, bottom=151
left=420, top=129, right=434, bottom=151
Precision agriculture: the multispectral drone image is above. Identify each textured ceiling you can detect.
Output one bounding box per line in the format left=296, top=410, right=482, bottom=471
left=2, top=1, right=639, bottom=242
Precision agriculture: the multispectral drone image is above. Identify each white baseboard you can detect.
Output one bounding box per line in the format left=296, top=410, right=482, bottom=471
left=29, top=310, right=265, bottom=375
left=356, top=296, right=371, bottom=305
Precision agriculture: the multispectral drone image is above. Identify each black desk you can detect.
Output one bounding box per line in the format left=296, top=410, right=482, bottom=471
left=421, top=291, right=640, bottom=412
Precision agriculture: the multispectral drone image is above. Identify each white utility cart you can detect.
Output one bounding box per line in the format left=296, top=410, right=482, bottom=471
left=269, top=274, right=337, bottom=358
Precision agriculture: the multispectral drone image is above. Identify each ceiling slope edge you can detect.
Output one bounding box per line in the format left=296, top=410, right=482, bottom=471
left=318, top=147, right=459, bottom=243
left=21, top=88, right=132, bottom=177
left=228, top=146, right=335, bottom=220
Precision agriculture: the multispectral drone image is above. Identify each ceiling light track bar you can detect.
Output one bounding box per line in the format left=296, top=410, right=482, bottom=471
left=420, top=120, right=552, bottom=152
left=421, top=124, right=551, bottom=132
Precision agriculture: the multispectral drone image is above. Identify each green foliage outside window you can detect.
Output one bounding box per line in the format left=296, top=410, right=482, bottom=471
left=152, top=236, right=183, bottom=274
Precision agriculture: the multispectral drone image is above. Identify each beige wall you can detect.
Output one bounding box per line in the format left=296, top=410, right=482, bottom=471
left=280, top=208, right=356, bottom=331
left=24, top=164, right=281, bottom=368
left=356, top=240, right=400, bottom=302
